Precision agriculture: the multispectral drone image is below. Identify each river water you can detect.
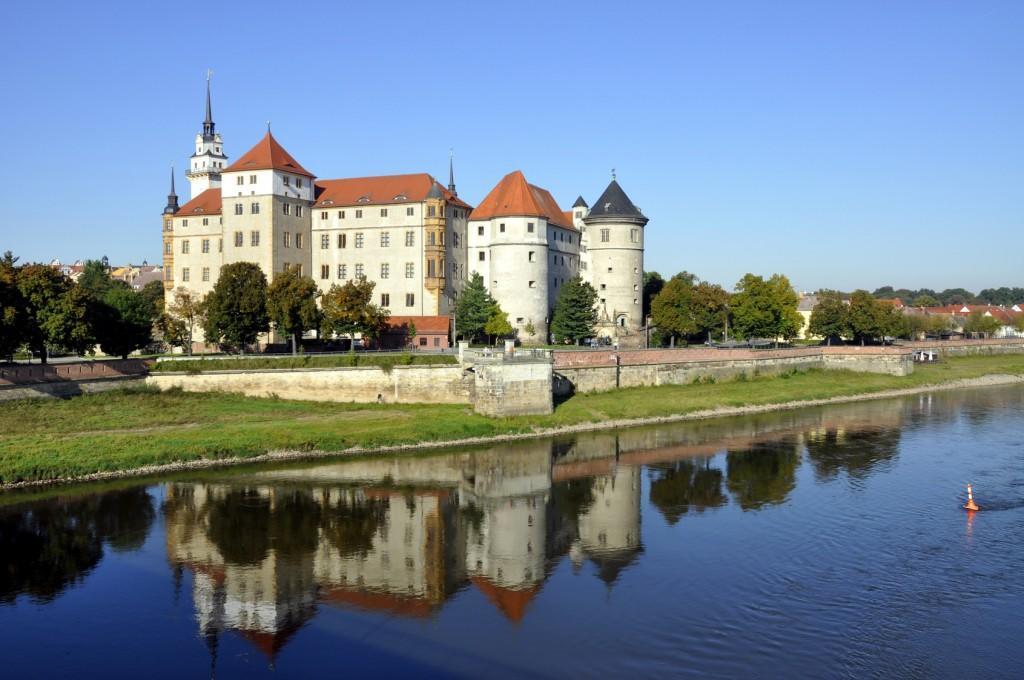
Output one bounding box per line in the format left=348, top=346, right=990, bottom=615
left=2, top=386, right=1023, bottom=678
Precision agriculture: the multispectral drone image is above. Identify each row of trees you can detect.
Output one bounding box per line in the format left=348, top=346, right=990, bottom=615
left=1, top=253, right=164, bottom=362
left=872, top=286, right=1024, bottom=307
left=649, top=272, right=802, bottom=346
left=808, top=291, right=906, bottom=345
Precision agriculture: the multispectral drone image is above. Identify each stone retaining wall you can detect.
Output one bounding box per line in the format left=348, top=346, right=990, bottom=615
left=0, top=376, right=146, bottom=402
left=0, top=359, right=150, bottom=385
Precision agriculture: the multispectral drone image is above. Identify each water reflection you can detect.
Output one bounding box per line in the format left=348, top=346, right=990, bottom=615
left=648, top=458, right=727, bottom=525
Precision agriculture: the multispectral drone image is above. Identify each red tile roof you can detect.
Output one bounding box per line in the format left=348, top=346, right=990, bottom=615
left=385, top=315, right=450, bottom=334
left=471, top=577, right=542, bottom=623
left=223, top=131, right=314, bottom=177
left=174, top=187, right=222, bottom=217
left=470, top=170, right=574, bottom=229
left=313, top=173, right=471, bottom=210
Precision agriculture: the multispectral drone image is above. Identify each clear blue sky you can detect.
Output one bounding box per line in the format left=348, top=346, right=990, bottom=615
left=1, top=1, right=1020, bottom=293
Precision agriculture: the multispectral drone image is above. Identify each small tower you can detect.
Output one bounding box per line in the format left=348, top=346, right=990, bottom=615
left=186, top=71, right=228, bottom=198
left=447, top=149, right=457, bottom=197
left=583, top=173, right=648, bottom=338
left=161, top=165, right=178, bottom=291
left=163, top=166, right=180, bottom=215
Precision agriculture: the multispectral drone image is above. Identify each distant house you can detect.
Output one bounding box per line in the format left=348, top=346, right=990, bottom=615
left=796, top=294, right=819, bottom=339
left=381, top=315, right=450, bottom=350
left=911, top=304, right=1023, bottom=338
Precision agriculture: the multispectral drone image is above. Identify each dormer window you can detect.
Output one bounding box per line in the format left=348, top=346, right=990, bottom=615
left=394, top=194, right=407, bottom=201
left=358, top=196, right=370, bottom=203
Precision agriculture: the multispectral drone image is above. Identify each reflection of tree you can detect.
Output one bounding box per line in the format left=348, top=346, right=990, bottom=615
left=269, top=490, right=321, bottom=559
left=205, top=489, right=271, bottom=565
left=0, top=488, right=155, bottom=603
left=649, top=458, right=727, bottom=525
left=726, top=441, right=798, bottom=510
left=321, top=494, right=389, bottom=558
left=551, top=478, right=596, bottom=519
left=805, top=428, right=901, bottom=483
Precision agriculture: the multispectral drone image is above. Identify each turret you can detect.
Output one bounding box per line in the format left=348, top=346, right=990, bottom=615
left=163, top=166, right=179, bottom=215
left=186, top=71, right=228, bottom=198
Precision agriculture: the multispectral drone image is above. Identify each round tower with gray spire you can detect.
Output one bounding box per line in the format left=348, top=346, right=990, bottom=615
left=582, top=174, right=648, bottom=340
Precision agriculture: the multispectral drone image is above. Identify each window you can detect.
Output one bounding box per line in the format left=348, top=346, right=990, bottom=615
left=295, top=205, right=303, bottom=217
left=234, top=203, right=243, bottom=215
left=381, top=232, right=391, bottom=247
left=201, top=239, right=210, bottom=253
left=354, top=233, right=364, bottom=248
left=406, top=207, right=414, bottom=216
left=283, top=175, right=290, bottom=186
left=251, top=202, right=260, bottom=214
left=339, top=210, right=345, bottom=219
left=219, top=238, right=223, bottom=252
left=296, top=178, right=303, bottom=188
left=600, top=229, right=610, bottom=242
left=528, top=280, right=536, bottom=288
left=202, top=267, right=210, bottom=282
left=338, top=233, right=346, bottom=248
left=427, top=259, right=436, bottom=278
left=380, top=208, right=388, bottom=217
left=251, top=231, right=259, bottom=247
left=165, top=266, right=172, bottom=280
left=405, top=262, right=415, bottom=278
left=320, top=264, right=329, bottom=279
left=477, top=225, right=484, bottom=236
left=354, top=263, right=364, bottom=279
left=527, top=222, right=534, bottom=232
left=478, top=251, right=485, bottom=261
left=164, top=242, right=171, bottom=255
left=427, top=206, right=436, bottom=217
left=295, top=233, right=303, bottom=249
left=428, top=231, right=436, bottom=246
left=337, top=264, right=347, bottom=279
left=249, top=175, right=257, bottom=184
left=182, top=267, right=190, bottom=282
left=600, top=283, right=607, bottom=290
left=381, top=293, right=390, bottom=307
left=452, top=261, right=458, bottom=277
left=405, top=230, right=414, bottom=247
left=454, top=233, right=460, bottom=247
left=283, top=203, right=290, bottom=216
left=181, top=240, right=190, bottom=254
left=236, top=176, right=244, bottom=186
left=355, top=209, right=363, bottom=218
left=283, top=232, right=291, bottom=247
left=321, top=211, right=328, bottom=220
left=528, top=251, right=535, bottom=262
left=630, top=228, right=639, bottom=243
left=380, top=263, right=389, bottom=279
left=202, top=217, right=208, bottom=226
left=419, top=337, right=427, bottom=347
left=499, top=223, right=505, bottom=233
left=575, top=210, right=582, bottom=219
left=321, top=234, right=329, bottom=249
left=406, top=293, right=415, bottom=307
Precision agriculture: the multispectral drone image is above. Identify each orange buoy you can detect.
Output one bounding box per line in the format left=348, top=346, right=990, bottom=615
left=963, top=483, right=979, bottom=512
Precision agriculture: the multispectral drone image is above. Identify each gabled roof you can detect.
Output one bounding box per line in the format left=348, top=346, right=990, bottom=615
left=313, top=173, right=471, bottom=210
left=223, top=131, right=314, bottom=177
left=585, top=179, right=647, bottom=224
left=175, top=188, right=222, bottom=217
left=469, top=170, right=573, bottom=229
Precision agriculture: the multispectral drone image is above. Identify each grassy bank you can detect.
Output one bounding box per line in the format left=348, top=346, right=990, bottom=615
left=2, top=354, right=1023, bottom=486
left=151, top=353, right=456, bottom=372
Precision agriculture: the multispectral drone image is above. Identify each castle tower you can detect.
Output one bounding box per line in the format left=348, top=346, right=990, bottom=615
left=186, top=72, right=228, bottom=199
left=582, top=175, right=647, bottom=338
left=571, top=195, right=590, bottom=277
left=162, top=166, right=178, bottom=291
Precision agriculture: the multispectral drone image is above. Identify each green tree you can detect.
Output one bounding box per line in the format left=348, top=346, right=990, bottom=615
left=938, top=288, right=976, bottom=305
left=406, top=320, right=417, bottom=349
left=267, top=268, right=321, bottom=355
left=203, top=262, right=269, bottom=352
left=95, top=287, right=155, bottom=359
left=17, top=264, right=94, bottom=362
left=484, top=307, right=514, bottom=344
left=807, top=290, right=849, bottom=345
left=910, top=294, right=939, bottom=307
left=455, top=272, right=497, bottom=343
left=691, top=281, right=730, bottom=342
left=550, top=275, right=599, bottom=344
left=320, top=278, right=389, bottom=349
left=962, top=310, right=1001, bottom=337
left=730, top=273, right=801, bottom=345
left=1015, top=315, right=1024, bottom=334
left=165, top=287, right=206, bottom=355
left=77, top=259, right=115, bottom=299
left=140, top=280, right=166, bottom=317
left=0, top=252, right=24, bottom=361
left=642, top=271, right=665, bottom=320
left=847, top=290, right=886, bottom=345
left=650, top=272, right=698, bottom=345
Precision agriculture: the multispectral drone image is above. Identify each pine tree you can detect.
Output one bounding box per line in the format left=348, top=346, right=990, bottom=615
left=455, top=272, right=497, bottom=343
left=550, top=275, right=599, bottom=344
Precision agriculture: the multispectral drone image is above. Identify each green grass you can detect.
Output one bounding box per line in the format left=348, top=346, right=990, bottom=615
left=1, top=354, right=1022, bottom=486
left=151, top=353, right=456, bottom=373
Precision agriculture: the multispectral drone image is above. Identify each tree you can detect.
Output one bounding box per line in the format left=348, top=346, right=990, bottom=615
left=140, top=280, right=166, bottom=317
left=406, top=320, right=417, bottom=349
left=165, top=287, right=206, bottom=355
left=847, top=290, right=886, bottom=346
left=455, top=272, right=497, bottom=343
left=937, top=288, right=976, bottom=305
left=95, top=287, right=155, bottom=359
left=650, top=272, right=698, bottom=345
left=203, top=262, right=269, bottom=352
left=550, top=275, right=599, bottom=344
left=267, top=268, right=321, bottom=355
left=730, top=273, right=801, bottom=345
left=691, top=281, right=730, bottom=342
left=77, top=259, right=115, bottom=299
left=642, top=271, right=665, bottom=320
left=16, top=264, right=94, bottom=363
left=963, top=310, right=1001, bottom=337
left=910, top=294, right=939, bottom=308
left=0, top=252, right=24, bottom=361
left=484, top=307, right=514, bottom=344
left=320, top=279, right=388, bottom=349
left=808, top=290, right=849, bottom=345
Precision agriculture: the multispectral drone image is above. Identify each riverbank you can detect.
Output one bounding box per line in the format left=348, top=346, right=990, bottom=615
left=2, top=354, right=1023, bottom=490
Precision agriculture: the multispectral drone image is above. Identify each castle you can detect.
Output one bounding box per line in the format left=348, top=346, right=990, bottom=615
left=162, top=77, right=648, bottom=344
